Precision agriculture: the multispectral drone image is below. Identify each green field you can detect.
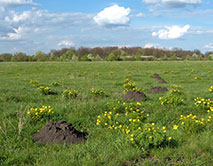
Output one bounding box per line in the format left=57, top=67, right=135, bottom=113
left=0, top=62, right=212, bottom=166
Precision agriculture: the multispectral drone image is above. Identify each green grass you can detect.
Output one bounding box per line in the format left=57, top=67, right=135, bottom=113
left=0, top=61, right=212, bottom=166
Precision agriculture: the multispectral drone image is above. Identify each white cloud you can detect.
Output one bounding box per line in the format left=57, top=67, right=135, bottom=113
left=204, top=43, right=213, bottom=49
left=152, top=25, right=190, bottom=39
left=0, top=0, right=38, bottom=7
left=0, top=26, right=29, bottom=40
left=142, top=0, right=160, bottom=4
left=57, top=40, right=74, bottom=47
left=142, top=0, right=202, bottom=8
left=93, top=5, right=131, bottom=27
left=136, top=12, right=144, bottom=17
left=144, top=43, right=160, bottom=48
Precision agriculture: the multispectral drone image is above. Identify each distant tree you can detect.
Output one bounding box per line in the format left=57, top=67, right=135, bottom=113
left=61, top=49, right=75, bottom=61
left=11, top=52, right=28, bottom=61
left=107, top=53, right=120, bottom=61
left=0, top=53, right=12, bottom=62
left=33, top=51, right=48, bottom=61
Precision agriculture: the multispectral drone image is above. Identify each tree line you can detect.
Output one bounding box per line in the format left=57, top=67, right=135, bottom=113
left=0, top=46, right=213, bottom=62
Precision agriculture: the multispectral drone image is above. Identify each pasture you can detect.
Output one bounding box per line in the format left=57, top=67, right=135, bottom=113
left=0, top=61, right=212, bottom=166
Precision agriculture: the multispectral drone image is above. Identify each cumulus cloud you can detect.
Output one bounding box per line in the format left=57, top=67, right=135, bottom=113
left=0, top=26, right=29, bottom=40
left=204, top=43, right=213, bottom=49
left=144, top=43, right=160, bottom=48
left=93, top=5, right=131, bottom=27
left=0, top=0, right=38, bottom=7
left=142, top=0, right=202, bottom=8
left=152, top=25, right=190, bottom=39
left=57, top=40, right=74, bottom=47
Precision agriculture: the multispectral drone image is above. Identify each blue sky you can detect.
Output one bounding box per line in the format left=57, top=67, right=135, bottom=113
left=0, top=0, right=213, bottom=54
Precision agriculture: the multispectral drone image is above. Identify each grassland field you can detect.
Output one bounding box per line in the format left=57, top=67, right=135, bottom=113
left=0, top=61, right=212, bottom=166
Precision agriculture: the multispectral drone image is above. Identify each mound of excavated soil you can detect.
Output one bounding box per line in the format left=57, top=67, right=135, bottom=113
left=123, top=91, right=146, bottom=101
left=149, top=87, right=168, bottom=93
left=33, top=120, right=87, bottom=144
left=153, top=73, right=168, bottom=84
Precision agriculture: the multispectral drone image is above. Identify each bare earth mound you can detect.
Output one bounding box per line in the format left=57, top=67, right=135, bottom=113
left=123, top=91, right=146, bottom=101
left=153, top=73, right=168, bottom=84
left=33, top=120, right=87, bottom=144
left=149, top=87, right=168, bottom=93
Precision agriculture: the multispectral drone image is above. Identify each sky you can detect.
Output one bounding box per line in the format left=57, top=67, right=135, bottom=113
left=0, top=0, right=213, bottom=54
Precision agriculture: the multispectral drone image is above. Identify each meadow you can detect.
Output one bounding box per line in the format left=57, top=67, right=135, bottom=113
left=0, top=61, right=212, bottom=166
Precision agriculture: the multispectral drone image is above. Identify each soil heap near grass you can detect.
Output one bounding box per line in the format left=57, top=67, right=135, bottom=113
left=33, top=120, right=87, bottom=144
left=153, top=73, right=167, bottom=84
left=123, top=91, right=146, bottom=101
left=149, top=87, right=168, bottom=93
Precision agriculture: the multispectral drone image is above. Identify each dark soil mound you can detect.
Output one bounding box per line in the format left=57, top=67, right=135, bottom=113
left=123, top=91, right=146, bottom=101
left=149, top=87, right=168, bottom=93
left=153, top=73, right=167, bottom=84
left=33, top=120, right=87, bottom=144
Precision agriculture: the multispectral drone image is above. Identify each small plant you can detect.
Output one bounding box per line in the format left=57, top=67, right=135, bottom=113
left=37, top=86, right=52, bottom=95
left=209, top=86, right=213, bottom=93
left=63, top=89, right=78, bottom=99
left=194, top=97, right=212, bottom=110
left=171, top=84, right=182, bottom=89
left=51, top=81, right=61, bottom=86
left=127, top=123, right=171, bottom=149
left=170, top=89, right=182, bottom=95
left=178, top=114, right=211, bottom=133
left=123, top=78, right=140, bottom=92
left=89, top=88, right=105, bottom=96
left=159, top=94, right=184, bottom=105
left=194, top=76, right=200, bottom=80
left=29, top=80, right=40, bottom=87
left=27, top=106, right=54, bottom=121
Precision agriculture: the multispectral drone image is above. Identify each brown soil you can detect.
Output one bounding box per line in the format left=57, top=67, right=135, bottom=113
left=33, top=120, right=87, bottom=144
left=123, top=91, right=146, bottom=101
left=153, top=73, right=167, bottom=84
left=149, top=87, right=168, bottom=93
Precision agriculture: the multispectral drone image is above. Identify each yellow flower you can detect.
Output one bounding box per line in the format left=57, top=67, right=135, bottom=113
left=146, top=114, right=149, bottom=117
left=162, top=126, right=166, bottom=130
left=181, top=122, right=185, bottom=125
left=173, top=125, right=178, bottom=130
left=147, top=128, right=151, bottom=132
left=168, top=137, right=172, bottom=141
left=152, top=123, right=155, bottom=126
left=130, top=134, right=134, bottom=138
left=105, top=123, right=108, bottom=126
left=130, top=138, right=134, bottom=141
left=149, top=136, right=152, bottom=139
left=108, top=115, right=111, bottom=120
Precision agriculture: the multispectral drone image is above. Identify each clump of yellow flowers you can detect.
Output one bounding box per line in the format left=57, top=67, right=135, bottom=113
left=37, top=86, right=52, bottom=95
left=96, top=100, right=171, bottom=149
left=63, top=89, right=78, bottom=99
left=51, top=81, right=61, bottom=86
left=27, top=106, right=54, bottom=120
left=123, top=78, right=140, bottom=92
left=209, top=86, right=213, bottom=93
left=178, top=114, right=211, bottom=133
left=89, top=88, right=105, bottom=96
left=194, top=97, right=212, bottom=110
